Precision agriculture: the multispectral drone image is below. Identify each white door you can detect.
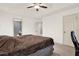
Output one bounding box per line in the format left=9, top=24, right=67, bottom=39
left=63, top=14, right=77, bottom=46
left=76, top=14, right=79, bottom=42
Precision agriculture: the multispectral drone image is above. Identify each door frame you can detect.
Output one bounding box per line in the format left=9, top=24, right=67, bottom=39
left=13, top=18, right=22, bottom=36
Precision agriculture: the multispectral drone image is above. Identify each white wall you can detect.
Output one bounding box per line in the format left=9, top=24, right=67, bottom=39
left=22, top=17, right=36, bottom=35
left=42, top=7, right=79, bottom=44
left=0, top=11, right=36, bottom=36
left=0, top=11, right=14, bottom=36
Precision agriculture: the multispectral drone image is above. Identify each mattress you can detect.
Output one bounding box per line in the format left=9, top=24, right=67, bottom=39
left=0, top=35, right=54, bottom=56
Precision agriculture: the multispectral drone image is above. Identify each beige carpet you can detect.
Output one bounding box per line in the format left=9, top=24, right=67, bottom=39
left=52, top=43, right=75, bottom=56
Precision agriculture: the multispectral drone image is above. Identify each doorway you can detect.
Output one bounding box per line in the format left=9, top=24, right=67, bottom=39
left=35, top=21, right=43, bottom=36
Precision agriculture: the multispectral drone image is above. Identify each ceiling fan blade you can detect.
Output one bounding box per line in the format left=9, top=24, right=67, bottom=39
left=39, top=6, right=47, bottom=8
left=27, top=6, right=34, bottom=8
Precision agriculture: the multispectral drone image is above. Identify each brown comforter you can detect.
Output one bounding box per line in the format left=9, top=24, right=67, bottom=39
left=0, top=35, right=54, bottom=56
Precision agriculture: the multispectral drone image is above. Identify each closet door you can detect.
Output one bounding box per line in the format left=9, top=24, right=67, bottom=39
left=76, top=14, right=79, bottom=42
left=63, top=14, right=77, bottom=46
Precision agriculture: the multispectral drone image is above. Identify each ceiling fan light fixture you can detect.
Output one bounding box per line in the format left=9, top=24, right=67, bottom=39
left=34, top=5, right=40, bottom=9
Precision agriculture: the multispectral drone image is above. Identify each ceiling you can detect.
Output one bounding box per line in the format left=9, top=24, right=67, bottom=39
left=0, top=3, right=79, bottom=18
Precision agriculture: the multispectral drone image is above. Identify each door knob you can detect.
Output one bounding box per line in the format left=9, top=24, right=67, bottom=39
left=64, top=31, right=66, bottom=33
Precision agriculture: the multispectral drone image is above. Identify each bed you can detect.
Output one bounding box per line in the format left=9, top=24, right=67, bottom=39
left=0, top=35, right=54, bottom=56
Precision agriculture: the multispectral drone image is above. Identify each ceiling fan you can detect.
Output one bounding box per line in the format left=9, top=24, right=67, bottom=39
left=27, top=3, right=48, bottom=11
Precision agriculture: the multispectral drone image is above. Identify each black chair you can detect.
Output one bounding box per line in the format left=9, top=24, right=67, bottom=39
left=71, top=31, right=79, bottom=56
